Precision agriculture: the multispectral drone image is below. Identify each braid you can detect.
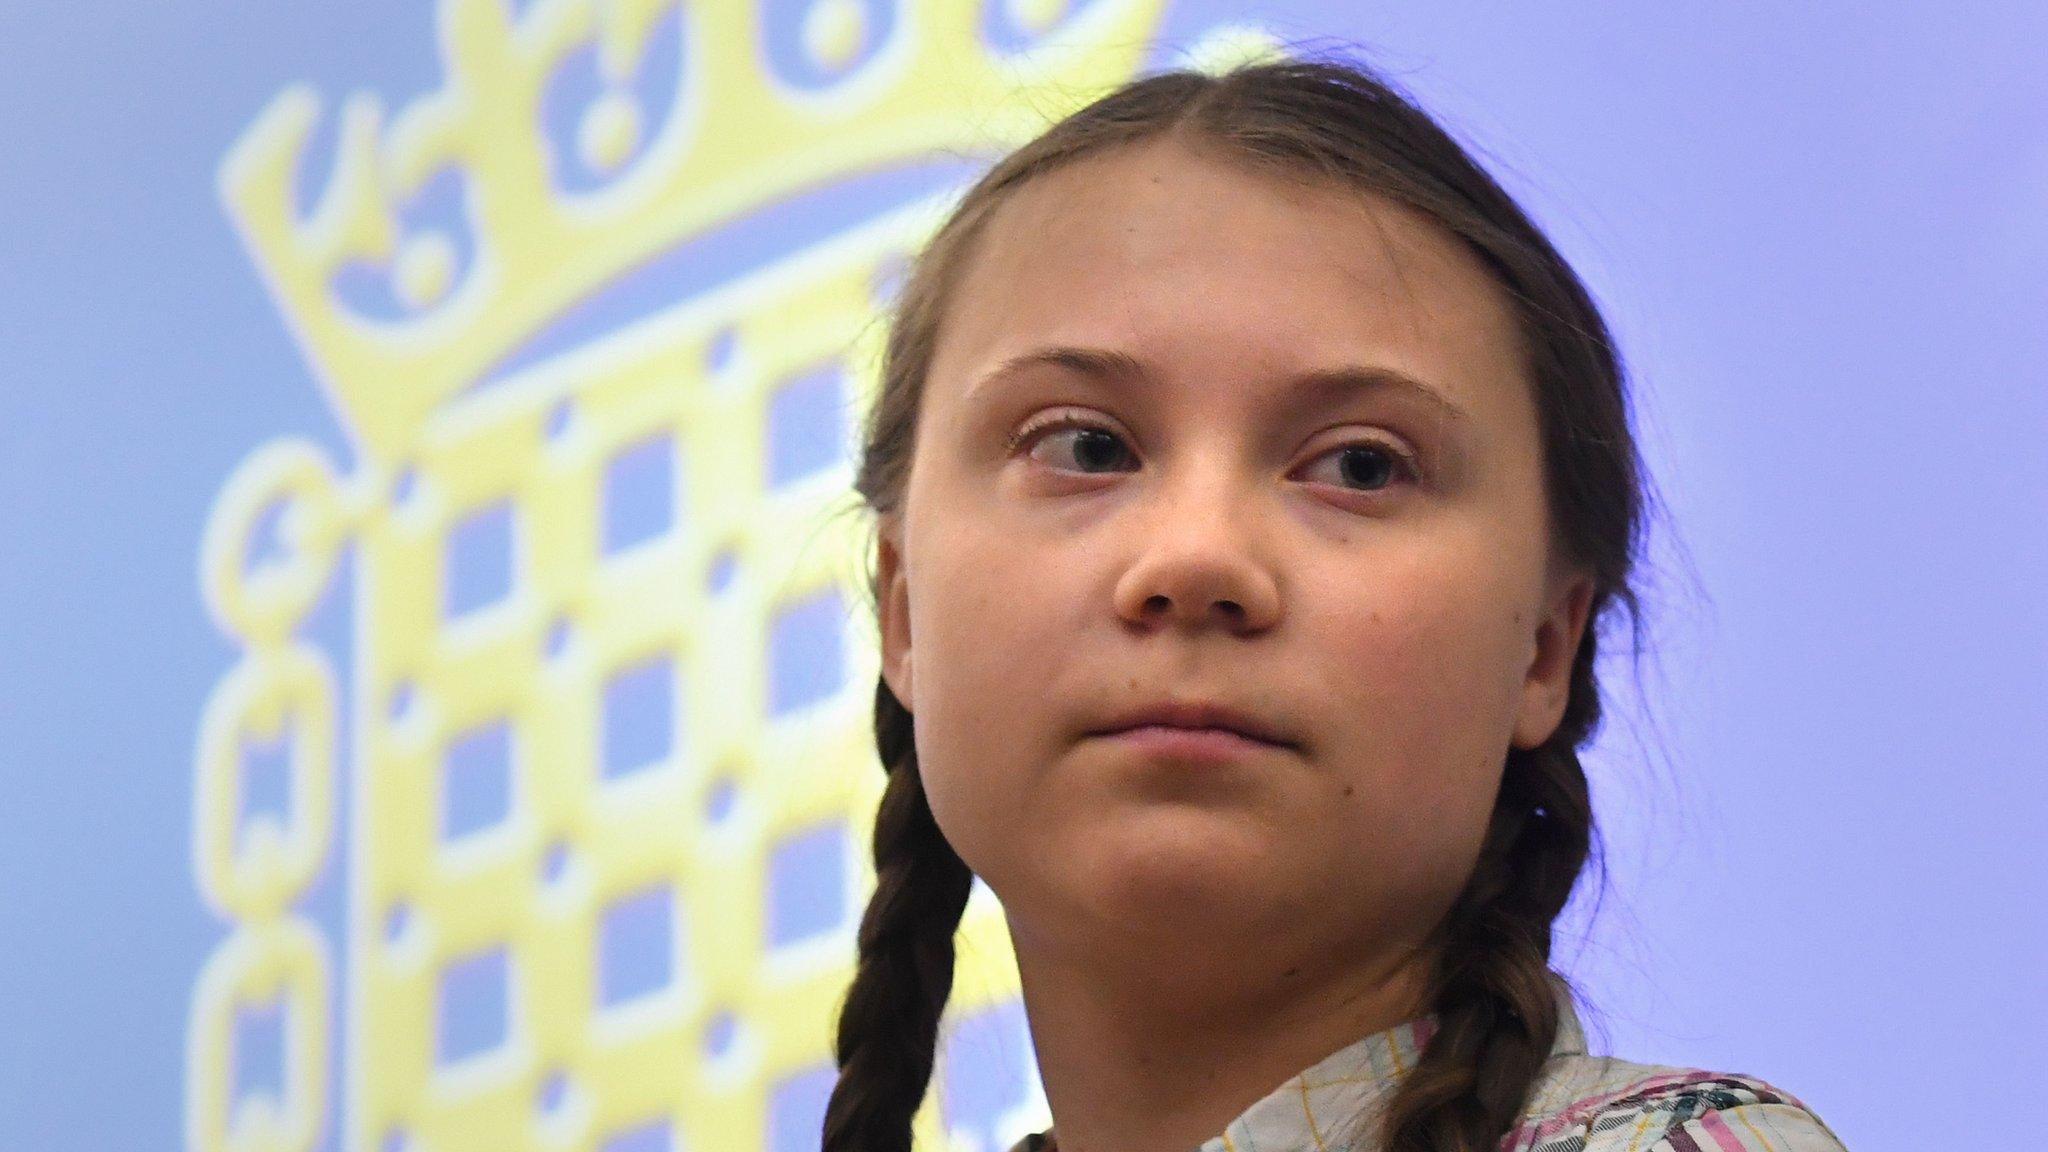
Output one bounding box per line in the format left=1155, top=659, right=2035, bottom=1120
left=820, top=680, right=975, bottom=1152
left=1375, top=629, right=1604, bottom=1152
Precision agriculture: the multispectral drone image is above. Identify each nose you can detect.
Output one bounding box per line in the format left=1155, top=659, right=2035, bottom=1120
left=1110, top=462, right=1281, bottom=634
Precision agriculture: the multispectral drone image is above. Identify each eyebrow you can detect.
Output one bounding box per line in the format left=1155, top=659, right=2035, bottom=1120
left=962, top=345, right=1471, bottom=426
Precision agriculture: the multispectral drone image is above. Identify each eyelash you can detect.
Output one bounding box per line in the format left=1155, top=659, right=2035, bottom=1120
left=1004, top=411, right=1422, bottom=494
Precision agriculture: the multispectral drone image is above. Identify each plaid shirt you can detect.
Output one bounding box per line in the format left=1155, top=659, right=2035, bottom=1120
left=1006, top=981, right=1848, bottom=1152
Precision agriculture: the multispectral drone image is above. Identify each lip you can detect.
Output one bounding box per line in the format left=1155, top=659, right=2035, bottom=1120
left=1090, top=699, right=1294, bottom=749
left=1094, top=724, right=1290, bottom=764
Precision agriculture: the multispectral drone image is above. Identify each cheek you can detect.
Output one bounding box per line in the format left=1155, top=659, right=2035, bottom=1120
left=1314, top=557, right=1528, bottom=843
left=899, top=525, right=1073, bottom=871
left=1327, top=566, right=1523, bottom=734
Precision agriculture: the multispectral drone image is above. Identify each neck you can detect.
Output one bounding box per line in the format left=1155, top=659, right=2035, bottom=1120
left=1011, top=917, right=1436, bottom=1152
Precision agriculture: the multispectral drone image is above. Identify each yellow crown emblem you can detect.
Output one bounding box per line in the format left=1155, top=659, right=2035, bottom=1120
left=218, top=0, right=1172, bottom=458
left=190, top=3, right=1277, bottom=1151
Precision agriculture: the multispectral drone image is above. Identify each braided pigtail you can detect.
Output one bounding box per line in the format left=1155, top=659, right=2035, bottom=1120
left=1374, top=625, right=1606, bottom=1152
left=819, top=680, right=975, bottom=1152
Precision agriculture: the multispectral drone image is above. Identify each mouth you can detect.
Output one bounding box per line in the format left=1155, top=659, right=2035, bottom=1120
left=1091, top=723, right=1293, bottom=763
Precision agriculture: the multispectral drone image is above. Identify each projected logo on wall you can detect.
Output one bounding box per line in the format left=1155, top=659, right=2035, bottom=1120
left=187, top=1, right=1276, bottom=1150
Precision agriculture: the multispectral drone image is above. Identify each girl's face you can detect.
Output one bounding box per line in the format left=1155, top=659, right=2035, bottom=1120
left=875, top=137, right=1593, bottom=998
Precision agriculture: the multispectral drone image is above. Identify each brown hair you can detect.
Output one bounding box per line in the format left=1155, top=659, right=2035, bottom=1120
left=825, top=47, right=1659, bottom=1152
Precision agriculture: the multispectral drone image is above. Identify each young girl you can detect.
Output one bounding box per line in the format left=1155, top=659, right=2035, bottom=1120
left=821, top=54, right=1851, bottom=1152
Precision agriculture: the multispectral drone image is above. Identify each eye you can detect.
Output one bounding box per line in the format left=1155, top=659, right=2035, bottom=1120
left=1008, top=414, right=1137, bottom=474
left=1007, top=413, right=1420, bottom=494
left=1296, top=438, right=1420, bottom=494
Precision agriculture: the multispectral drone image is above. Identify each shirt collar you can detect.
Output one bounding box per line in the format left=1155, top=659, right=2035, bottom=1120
left=1035, top=977, right=1586, bottom=1152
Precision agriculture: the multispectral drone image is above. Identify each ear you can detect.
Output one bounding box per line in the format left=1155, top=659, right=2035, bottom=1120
left=1510, top=568, right=1596, bottom=751
left=876, top=516, right=914, bottom=711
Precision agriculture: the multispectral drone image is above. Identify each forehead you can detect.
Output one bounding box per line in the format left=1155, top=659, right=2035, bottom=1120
left=929, top=136, right=1529, bottom=423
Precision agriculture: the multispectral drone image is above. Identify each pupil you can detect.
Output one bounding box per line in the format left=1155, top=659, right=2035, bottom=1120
left=1074, top=430, right=1123, bottom=471
left=1340, top=447, right=1392, bottom=489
